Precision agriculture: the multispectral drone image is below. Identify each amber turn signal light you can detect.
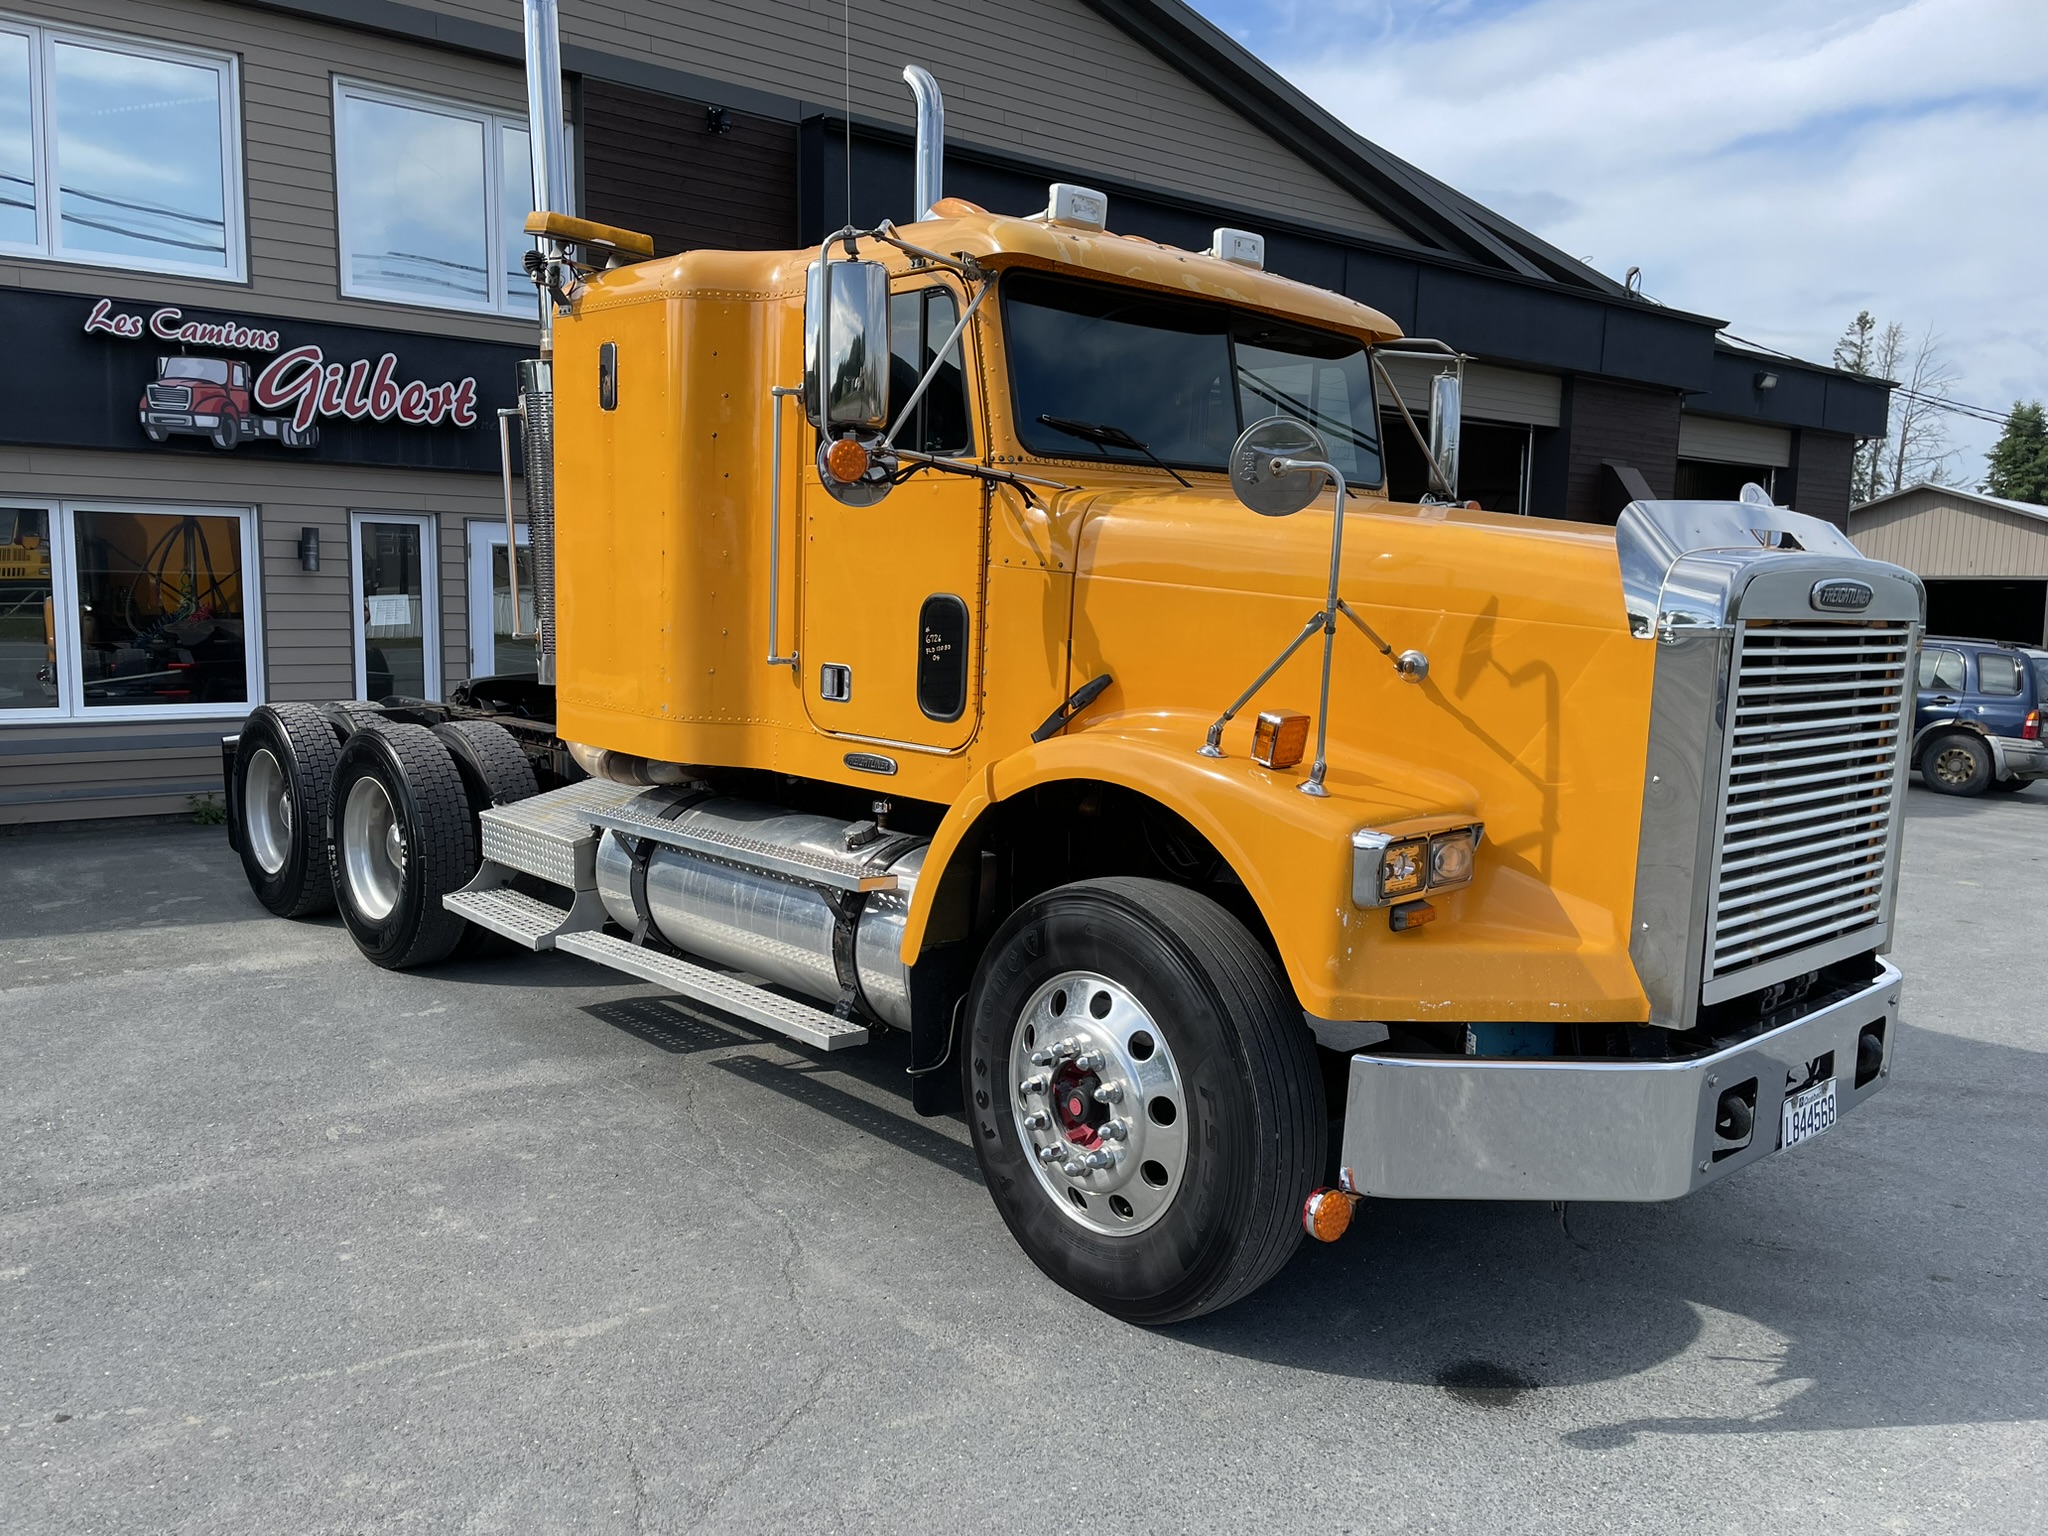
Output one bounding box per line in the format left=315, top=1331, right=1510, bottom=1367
left=1389, top=899, right=1435, bottom=932
left=1301, top=1187, right=1356, bottom=1243
left=824, top=435, right=871, bottom=484
left=1251, top=709, right=1309, bottom=770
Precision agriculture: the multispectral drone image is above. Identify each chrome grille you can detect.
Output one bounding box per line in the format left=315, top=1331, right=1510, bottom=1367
left=1706, top=619, right=1912, bottom=982
left=146, top=384, right=192, bottom=408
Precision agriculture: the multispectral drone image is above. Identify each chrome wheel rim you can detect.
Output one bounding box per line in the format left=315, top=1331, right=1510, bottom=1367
left=1010, top=970, right=1189, bottom=1237
left=341, top=775, right=405, bottom=922
left=1934, top=746, right=1977, bottom=786
left=244, top=747, right=292, bottom=877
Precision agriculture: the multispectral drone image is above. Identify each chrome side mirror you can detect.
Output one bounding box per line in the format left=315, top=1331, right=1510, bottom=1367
left=1427, top=371, right=1461, bottom=500
left=804, top=257, right=891, bottom=431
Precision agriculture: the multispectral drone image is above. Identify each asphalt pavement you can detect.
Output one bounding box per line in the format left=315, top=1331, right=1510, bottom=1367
left=2, top=782, right=2043, bottom=1534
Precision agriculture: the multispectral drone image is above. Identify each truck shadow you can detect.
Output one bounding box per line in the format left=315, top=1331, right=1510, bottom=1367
left=1163, top=1016, right=2046, bottom=1442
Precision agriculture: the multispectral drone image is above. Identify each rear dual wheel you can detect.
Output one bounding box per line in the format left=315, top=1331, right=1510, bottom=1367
left=330, top=723, right=480, bottom=969
left=233, top=703, right=343, bottom=917
left=964, top=878, right=1325, bottom=1325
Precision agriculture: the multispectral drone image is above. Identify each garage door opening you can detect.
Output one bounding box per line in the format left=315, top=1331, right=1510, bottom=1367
left=1922, top=578, right=2048, bottom=646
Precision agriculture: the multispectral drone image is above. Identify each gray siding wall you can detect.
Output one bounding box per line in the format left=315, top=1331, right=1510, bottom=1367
left=1562, top=379, right=1682, bottom=523
left=1849, top=489, right=2048, bottom=578
left=394, top=0, right=1419, bottom=247
left=0, top=445, right=504, bottom=824
left=0, top=0, right=534, bottom=348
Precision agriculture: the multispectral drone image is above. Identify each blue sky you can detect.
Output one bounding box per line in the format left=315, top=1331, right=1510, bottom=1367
left=1186, top=0, right=2048, bottom=481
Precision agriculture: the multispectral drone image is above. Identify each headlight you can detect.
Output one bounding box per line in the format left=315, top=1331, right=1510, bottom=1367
left=1352, top=820, right=1484, bottom=907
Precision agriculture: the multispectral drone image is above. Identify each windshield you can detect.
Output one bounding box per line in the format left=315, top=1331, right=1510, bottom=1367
left=1002, top=271, right=1383, bottom=485
left=162, top=357, right=230, bottom=383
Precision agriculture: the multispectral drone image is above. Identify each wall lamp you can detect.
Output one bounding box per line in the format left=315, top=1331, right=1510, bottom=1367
left=298, top=526, right=320, bottom=572
left=1754, top=371, right=1779, bottom=391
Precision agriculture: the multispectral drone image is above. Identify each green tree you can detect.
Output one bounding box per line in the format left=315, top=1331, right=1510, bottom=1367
left=1982, top=401, right=2048, bottom=505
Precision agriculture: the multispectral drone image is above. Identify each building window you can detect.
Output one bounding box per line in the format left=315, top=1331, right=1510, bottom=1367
left=351, top=512, right=439, bottom=700
left=334, top=79, right=571, bottom=317
left=0, top=19, right=244, bottom=280
left=0, top=501, right=261, bottom=720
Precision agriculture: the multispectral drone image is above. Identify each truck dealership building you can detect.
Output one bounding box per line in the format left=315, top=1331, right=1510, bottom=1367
left=0, top=0, right=1893, bottom=825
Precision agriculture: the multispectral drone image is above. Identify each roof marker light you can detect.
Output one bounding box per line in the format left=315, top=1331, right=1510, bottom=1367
left=1044, top=183, right=1108, bottom=232
left=1208, top=227, right=1265, bottom=270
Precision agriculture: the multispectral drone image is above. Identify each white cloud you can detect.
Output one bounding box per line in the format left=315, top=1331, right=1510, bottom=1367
left=1203, top=0, right=2048, bottom=476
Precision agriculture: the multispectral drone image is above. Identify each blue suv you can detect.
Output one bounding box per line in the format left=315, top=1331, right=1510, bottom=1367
left=1913, top=637, right=2048, bottom=795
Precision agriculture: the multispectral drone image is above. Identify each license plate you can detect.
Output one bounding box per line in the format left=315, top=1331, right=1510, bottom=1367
left=1781, top=1078, right=1838, bottom=1150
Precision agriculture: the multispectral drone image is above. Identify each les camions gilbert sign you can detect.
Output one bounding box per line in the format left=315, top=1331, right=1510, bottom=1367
left=0, top=287, right=523, bottom=473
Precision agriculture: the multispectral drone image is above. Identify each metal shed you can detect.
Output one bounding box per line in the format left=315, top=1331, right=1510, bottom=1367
left=1847, top=483, right=2048, bottom=645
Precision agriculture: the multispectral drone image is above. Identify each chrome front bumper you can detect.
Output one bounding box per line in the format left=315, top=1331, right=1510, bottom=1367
left=1338, top=959, right=1900, bottom=1202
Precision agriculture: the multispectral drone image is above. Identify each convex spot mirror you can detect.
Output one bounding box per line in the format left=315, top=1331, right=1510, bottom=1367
left=804, top=257, right=891, bottom=431
left=1230, top=416, right=1330, bottom=517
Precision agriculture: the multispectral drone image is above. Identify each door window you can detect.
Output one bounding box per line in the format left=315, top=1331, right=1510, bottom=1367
left=0, top=507, right=56, bottom=712
left=1976, top=652, right=2021, bottom=695
left=465, top=519, right=534, bottom=678
left=1918, top=649, right=1965, bottom=691
left=352, top=514, right=438, bottom=700
left=886, top=288, right=972, bottom=454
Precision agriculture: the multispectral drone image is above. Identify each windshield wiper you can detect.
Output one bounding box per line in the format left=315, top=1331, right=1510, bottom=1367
left=1037, top=415, right=1193, bottom=487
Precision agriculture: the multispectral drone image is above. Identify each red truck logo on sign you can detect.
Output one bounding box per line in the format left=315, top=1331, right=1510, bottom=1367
left=84, top=298, right=479, bottom=452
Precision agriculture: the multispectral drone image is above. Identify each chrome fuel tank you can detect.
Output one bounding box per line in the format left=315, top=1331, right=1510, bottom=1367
left=593, top=797, right=925, bottom=1030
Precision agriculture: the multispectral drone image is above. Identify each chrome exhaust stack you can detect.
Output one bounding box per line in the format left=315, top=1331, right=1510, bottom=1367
left=519, top=0, right=570, bottom=684
left=903, top=65, right=944, bottom=220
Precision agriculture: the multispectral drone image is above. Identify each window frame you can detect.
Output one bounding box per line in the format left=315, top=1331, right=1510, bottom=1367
left=332, top=76, right=570, bottom=319
left=349, top=510, right=440, bottom=702
left=0, top=14, right=246, bottom=282
left=0, top=498, right=264, bottom=723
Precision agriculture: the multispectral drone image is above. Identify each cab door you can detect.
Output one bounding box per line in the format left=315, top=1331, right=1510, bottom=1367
left=799, top=283, right=983, bottom=751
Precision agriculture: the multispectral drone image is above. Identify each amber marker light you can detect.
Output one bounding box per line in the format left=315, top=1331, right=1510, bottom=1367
left=824, top=435, right=870, bottom=484
left=1301, top=1187, right=1356, bottom=1242
left=1251, top=709, right=1309, bottom=770
left=1389, top=899, right=1435, bottom=932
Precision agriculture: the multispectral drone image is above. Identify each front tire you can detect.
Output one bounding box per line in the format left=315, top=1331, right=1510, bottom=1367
left=233, top=703, right=341, bottom=917
left=963, top=878, right=1324, bottom=1324
left=1921, top=732, right=1992, bottom=795
left=329, top=723, right=478, bottom=968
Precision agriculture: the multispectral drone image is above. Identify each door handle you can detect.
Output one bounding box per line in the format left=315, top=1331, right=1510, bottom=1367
left=766, top=385, right=802, bottom=668
left=1929, top=695, right=1958, bottom=705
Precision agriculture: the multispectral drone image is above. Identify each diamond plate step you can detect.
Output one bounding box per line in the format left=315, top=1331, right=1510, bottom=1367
left=589, top=803, right=901, bottom=892
left=553, top=930, right=871, bottom=1051
left=478, top=778, right=642, bottom=889
left=444, top=885, right=599, bottom=951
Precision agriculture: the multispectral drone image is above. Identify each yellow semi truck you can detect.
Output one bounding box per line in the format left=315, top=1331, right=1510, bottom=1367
left=223, top=4, right=1919, bottom=1323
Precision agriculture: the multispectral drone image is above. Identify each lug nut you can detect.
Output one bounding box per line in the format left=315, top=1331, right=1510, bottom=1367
left=1062, top=1161, right=1086, bottom=1177
left=1092, top=1082, right=1124, bottom=1105
left=1099, top=1118, right=1129, bottom=1141
left=1022, top=1111, right=1050, bottom=1131
left=1037, top=1144, right=1065, bottom=1164
left=1082, top=1150, right=1115, bottom=1170
left=1030, top=1048, right=1055, bottom=1066
left=1018, top=1075, right=1048, bottom=1096
left=1074, top=1051, right=1106, bottom=1071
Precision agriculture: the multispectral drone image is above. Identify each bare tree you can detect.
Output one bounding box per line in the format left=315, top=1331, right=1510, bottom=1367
left=1834, top=313, right=1962, bottom=502
left=1883, top=324, right=1958, bottom=494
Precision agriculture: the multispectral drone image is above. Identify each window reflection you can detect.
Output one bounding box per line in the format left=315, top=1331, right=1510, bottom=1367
left=359, top=521, right=427, bottom=699
left=490, top=542, right=537, bottom=676
left=341, top=93, right=489, bottom=305
left=501, top=123, right=540, bottom=319
left=0, top=508, right=56, bottom=711
left=0, top=32, right=34, bottom=247
left=74, top=510, right=246, bottom=707
left=52, top=41, right=227, bottom=269
left=886, top=289, right=972, bottom=455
